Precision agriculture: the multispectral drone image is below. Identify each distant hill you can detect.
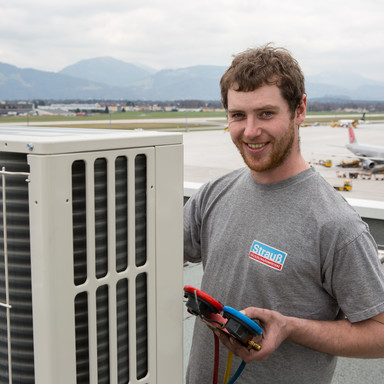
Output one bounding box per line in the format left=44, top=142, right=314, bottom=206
left=0, top=61, right=136, bottom=99
left=59, top=57, right=154, bottom=87
left=129, top=65, right=227, bottom=100
left=59, top=59, right=225, bottom=100
left=306, top=71, right=384, bottom=101
left=1, top=57, right=384, bottom=101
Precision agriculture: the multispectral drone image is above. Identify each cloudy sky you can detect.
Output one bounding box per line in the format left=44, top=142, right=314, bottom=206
left=1, top=0, right=384, bottom=81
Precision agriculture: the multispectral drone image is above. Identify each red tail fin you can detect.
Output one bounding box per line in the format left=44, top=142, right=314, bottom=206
left=348, top=123, right=356, bottom=144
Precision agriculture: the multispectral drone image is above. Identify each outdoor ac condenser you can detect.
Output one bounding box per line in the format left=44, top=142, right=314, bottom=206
left=0, top=126, right=184, bottom=384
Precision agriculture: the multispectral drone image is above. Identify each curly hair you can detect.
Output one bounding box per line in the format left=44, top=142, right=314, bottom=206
left=220, top=44, right=305, bottom=116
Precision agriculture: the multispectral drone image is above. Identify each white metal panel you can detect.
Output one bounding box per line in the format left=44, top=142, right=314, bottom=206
left=25, top=147, right=182, bottom=383
left=0, top=126, right=182, bottom=155
left=27, top=147, right=157, bottom=383
left=27, top=152, right=77, bottom=383
left=346, top=197, right=384, bottom=220
left=154, top=144, right=184, bottom=383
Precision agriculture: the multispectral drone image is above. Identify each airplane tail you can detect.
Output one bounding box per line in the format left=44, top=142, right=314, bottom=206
left=348, top=123, right=357, bottom=144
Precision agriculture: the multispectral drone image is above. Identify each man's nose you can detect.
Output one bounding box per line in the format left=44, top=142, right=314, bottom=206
left=244, top=116, right=262, bottom=137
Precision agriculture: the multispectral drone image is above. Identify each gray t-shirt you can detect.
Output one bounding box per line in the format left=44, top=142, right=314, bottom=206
left=184, top=167, right=384, bottom=384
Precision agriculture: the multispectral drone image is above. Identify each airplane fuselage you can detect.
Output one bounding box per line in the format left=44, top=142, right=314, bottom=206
left=346, top=143, right=384, bottom=159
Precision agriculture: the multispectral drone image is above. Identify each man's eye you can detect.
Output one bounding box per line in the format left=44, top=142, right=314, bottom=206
left=261, top=111, right=273, bottom=119
left=230, top=113, right=245, bottom=120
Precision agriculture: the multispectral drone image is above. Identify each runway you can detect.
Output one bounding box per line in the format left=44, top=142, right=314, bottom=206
left=183, top=122, right=384, bottom=201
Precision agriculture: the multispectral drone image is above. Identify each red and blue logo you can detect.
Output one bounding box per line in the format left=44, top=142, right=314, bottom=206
left=249, top=240, right=287, bottom=271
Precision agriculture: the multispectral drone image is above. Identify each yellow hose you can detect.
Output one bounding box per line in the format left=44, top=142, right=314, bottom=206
left=223, top=350, right=233, bottom=384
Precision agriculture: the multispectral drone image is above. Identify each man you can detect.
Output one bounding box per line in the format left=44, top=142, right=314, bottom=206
left=184, top=45, right=384, bottom=383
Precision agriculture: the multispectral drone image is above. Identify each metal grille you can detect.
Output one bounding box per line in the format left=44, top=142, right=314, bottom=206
left=72, top=160, right=87, bottom=286
left=135, top=273, right=147, bottom=380
left=115, top=157, right=128, bottom=273
left=135, top=155, right=147, bottom=268
left=0, top=153, right=34, bottom=384
left=116, top=279, right=129, bottom=383
left=95, top=159, right=108, bottom=279
left=72, top=154, right=149, bottom=384
left=75, top=292, right=89, bottom=383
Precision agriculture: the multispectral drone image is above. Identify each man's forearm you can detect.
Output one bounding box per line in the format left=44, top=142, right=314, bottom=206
left=286, top=312, right=384, bottom=358
left=217, top=308, right=384, bottom=363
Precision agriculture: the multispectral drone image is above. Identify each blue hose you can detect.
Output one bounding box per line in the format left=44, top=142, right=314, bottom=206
left=226, top=360, right=246, bottom=384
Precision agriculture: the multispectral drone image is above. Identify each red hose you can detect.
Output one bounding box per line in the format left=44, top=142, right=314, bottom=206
left=213, top=332, right=220, bottom=384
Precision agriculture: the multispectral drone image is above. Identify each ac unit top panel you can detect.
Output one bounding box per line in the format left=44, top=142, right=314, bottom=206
left=0, top=125, right=183, bottom=154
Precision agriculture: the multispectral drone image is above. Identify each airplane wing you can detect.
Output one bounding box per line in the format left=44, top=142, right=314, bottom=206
left=312, top=150, right=384, bottom=163
left=352, top=155, right=384, bottom=163
left=351, top=155, right=384, bottom=163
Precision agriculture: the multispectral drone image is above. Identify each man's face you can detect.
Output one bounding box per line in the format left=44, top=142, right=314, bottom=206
left=227, top=84, right=306, bottom=183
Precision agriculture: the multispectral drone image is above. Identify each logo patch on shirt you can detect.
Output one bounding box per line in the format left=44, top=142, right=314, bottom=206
left=249, top=240, right=287, bottom=271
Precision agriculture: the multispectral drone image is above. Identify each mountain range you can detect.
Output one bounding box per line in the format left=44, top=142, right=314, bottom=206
left=1, top=56, right=384, bottom=101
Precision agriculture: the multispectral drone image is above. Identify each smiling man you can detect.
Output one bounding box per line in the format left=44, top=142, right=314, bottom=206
left=227, top=85, right=308, bottom=183
left=184, top=45, right=384, bottom=383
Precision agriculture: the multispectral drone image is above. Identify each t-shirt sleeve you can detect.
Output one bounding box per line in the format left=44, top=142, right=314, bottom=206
left=184, top=193, right=203, bottom=263
left=325, top=230, right=384, bottom=323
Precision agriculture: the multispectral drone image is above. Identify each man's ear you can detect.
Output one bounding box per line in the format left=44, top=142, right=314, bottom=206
left=296, top=94, right=307, bottom=125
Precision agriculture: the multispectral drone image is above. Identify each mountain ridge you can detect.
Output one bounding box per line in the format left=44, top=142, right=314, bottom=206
left=1, top=57, right=384, bottom=101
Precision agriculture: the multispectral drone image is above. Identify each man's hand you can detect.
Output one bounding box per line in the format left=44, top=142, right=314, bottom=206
left=214, top=307, right=291, bottom=363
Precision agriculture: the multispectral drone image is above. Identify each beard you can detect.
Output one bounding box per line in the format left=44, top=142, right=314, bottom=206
left=234, top=119, right=296, bottom=173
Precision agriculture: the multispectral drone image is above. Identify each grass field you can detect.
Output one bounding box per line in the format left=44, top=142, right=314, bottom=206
left=1, top=110, right=383, bottom=131
left=0, top=111, right=226, bottom=131
left=0, top=110, right=226, bottom=124
left=48, top=122, right=212, bottom=130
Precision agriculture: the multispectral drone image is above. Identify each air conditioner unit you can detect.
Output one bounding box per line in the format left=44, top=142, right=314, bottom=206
left=0, top=126, right=184, bottom=384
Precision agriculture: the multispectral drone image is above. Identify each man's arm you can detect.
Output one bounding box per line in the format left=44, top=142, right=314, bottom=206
left=215, top=307, right=384, bottom=363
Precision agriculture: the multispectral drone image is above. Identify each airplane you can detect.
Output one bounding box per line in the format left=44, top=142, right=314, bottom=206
left=346, top=123, right=384, bottom=169
left=331, top=113, right=366, bottom=128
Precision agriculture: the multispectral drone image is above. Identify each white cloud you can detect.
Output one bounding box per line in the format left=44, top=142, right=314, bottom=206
left=0, top=0, right=384, bottom=81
